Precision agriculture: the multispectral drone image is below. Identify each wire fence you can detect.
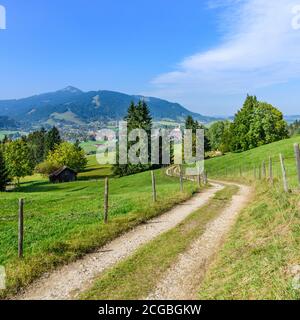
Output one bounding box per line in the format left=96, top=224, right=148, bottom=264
left=206, top=143, right=300, bottom=192
left=1, top=168, right=204, bottom=260
left=2, top=142, right=300, bottom=260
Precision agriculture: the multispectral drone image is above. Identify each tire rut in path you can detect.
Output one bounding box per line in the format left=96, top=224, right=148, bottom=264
left=147, top=182, right=252, bottom=300
left=15, top=183, right=223, bottom=300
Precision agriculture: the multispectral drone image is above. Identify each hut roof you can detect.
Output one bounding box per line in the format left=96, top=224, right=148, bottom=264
left=49, top=166, right=77, bottom=178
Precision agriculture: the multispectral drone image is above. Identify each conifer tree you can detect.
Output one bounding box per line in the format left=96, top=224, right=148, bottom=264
left=114, top=100, right=152, bottom=176
left=45, top=126, right=61, bottom=155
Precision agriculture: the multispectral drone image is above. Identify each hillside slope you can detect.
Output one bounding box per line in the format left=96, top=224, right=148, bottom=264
left=198, top=136, right=300, bottom=299
left=205, top=135, right=300, bottom=189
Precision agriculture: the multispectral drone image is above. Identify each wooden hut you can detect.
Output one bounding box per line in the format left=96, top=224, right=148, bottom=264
left=49, top=166, right=77, bottom=183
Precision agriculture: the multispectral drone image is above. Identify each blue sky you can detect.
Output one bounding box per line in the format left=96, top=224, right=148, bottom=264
left=0, top=0, right=300, bottom=115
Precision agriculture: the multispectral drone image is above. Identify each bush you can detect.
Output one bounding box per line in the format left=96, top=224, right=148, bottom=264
left=38, top=142, right=87, bottom=174
left=35, top=161, right=60, bottom=176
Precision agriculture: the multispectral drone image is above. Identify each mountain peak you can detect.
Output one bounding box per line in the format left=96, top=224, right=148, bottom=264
left=59, top=86, right=82, bottom=94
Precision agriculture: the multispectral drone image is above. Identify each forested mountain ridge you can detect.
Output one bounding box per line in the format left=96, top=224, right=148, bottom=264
left=0, top=87, right=218, bottom=125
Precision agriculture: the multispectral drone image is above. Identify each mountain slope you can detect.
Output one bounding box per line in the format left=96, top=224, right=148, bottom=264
left=0, top=116, right=17, bottom=129
left=0, top=87, right=217, bottom=125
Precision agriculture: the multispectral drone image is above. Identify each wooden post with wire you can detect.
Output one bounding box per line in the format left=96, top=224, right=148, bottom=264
left=294, top=143, right=300, bottom=187
left=179, top=165, right=184, bottom=192
left=279, top=154, right=289, bottom=193
left=269, top=156, right=273, bottom=184
left=262, top=161, right=266, bottom=179
left=104, top=177, right=109, bottom=223
left=151, top=171, right=157, bottom=202
left=18, top=199, right=24, bottom=259
left=197, top=171, right=201, bottom=188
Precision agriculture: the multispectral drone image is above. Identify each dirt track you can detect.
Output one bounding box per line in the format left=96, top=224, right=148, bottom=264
left=15, top=182, right=223, bottom=300
left=147, top=182, right=252, bottom=300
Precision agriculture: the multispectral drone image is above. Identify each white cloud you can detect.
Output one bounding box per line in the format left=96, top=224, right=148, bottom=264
left=150, top=0, right=300, bottom=103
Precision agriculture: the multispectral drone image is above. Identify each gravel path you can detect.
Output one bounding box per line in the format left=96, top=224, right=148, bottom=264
left=147, top=182, right=252, bottom=300
left=15, top=183, right=222, bottom=300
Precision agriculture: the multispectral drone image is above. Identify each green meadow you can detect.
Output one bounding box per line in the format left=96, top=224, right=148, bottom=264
left=205, top=135, right=300, bottom=189
left=0, top=155, right=198, bottom=297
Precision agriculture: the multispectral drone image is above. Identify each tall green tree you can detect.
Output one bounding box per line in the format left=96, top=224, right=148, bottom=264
left=230, top=95, right=259, bottom=151
left=45, top=126, right=61, bottom=155
left=248, top=102, right=288, bottom=147
left=230, top=95, right=288, bottom=151
left=0, top=148, right=10, bottom=191
left=27, top=127, right=47, bottom=166
left=4, top=139, right=34, bottom=186
left=114, top=100, right=152, bottom=176
left=208, top=120, right=232, bottom=153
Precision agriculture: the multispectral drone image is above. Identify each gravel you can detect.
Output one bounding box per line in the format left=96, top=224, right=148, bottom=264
left=15, top=183, right=222, bottom=300
left=147, top=182, right=252, bottom=300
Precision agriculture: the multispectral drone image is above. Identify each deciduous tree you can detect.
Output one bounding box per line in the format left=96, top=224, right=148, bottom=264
left=4, top=140, right=34, bottom=186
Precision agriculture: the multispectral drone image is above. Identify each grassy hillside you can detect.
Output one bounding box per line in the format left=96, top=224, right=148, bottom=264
left=80, top=140, right=98, bottom=154
left=78, top=155, right=112, bottom=179
left=0, top=158, right=198, bottom=298
left=199, top=182, right=300, bottom=300
left=205, top=135, right=300, bottom=189
left=198, top=136, right=300, bottom=299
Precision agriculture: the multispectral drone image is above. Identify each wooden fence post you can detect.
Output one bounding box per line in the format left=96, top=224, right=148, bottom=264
left=179, top=165, right=183, bottom=192
left=18, top=199, right=24, bottom=259
left=258, top=165, right=261, bottom=180
left=151, top=171, right=157, bottom=202
left=269, top=156, right=273, bottom=184
left=197, top=172, right=201, bottom=188
left=104, top=178, right=109, bottom=223
left=204, top=170, right=208, bottom=184
left=262, top=161, right=266, bottom=179
left=279, top=154, right=289, bottom=193
left=294, top=143, right=300, bottom=187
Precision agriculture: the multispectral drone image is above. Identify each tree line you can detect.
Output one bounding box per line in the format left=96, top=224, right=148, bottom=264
left=114, top=96, right=289, bottom=176
left=0, top=95, right=290, bottom=188
left=207, top=95, right=289, bottom=153
left=0, top=126, right=87, bottom=191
